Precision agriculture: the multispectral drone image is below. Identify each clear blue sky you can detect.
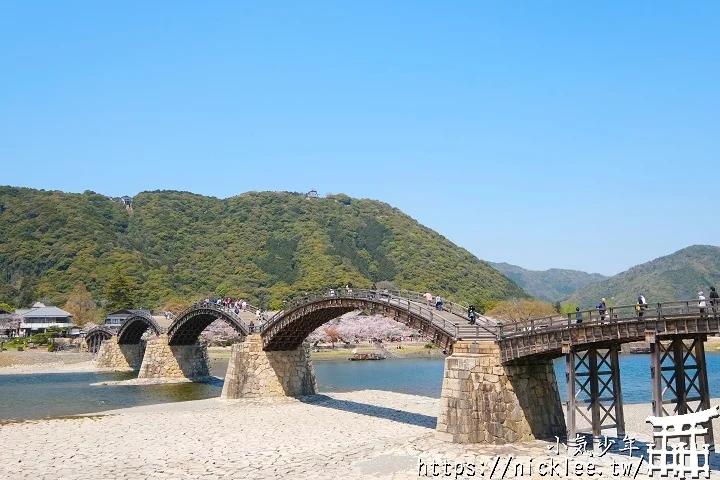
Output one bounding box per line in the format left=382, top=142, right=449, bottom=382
left=1, top=2, right=718, bottom=276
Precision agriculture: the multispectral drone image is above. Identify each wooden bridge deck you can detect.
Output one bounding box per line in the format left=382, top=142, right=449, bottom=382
left=497, top=301, right=720, bottom=362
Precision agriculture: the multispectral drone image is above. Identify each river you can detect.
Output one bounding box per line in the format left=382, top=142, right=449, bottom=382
left=2, top=353, right=720, bottom=420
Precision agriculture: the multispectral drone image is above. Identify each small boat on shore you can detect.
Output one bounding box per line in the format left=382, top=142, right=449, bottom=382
left=349, top=353, right=386, bottom=361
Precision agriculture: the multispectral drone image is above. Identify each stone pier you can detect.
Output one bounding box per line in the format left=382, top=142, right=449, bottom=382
left=95, top=337, right=146, bottom=370
left=436, top=341, right=565, bottom=444
left=137, top=335, right=211, bottom=381
left=221, top=335, right=317, bottom=399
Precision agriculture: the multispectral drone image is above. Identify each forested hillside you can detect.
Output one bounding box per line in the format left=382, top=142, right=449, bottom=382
left=488, top=262, right=606, bottom=303
left=566, top=245, right=720, bottom=308
left=0, top=187, right=527, bottom=312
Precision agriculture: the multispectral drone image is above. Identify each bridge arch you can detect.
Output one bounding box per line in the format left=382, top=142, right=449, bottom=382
left=85, top=326, right=114, bottom=354
left=167, top=303, right=249, bottom=346
left=117, top=311, right=162, bottom=344
left=259, top=290, right=482, bottom=352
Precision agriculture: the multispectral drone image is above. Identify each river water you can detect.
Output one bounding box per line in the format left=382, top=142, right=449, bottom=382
left=2, top=353, right=720, bottom=420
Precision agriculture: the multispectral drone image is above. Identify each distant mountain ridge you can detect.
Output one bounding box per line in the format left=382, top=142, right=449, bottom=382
left=566, top=245, right=720, bottom=308
left=488, top=262, right=607, bottom=303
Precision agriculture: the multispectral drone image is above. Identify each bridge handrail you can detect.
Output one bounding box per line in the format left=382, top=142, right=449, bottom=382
left=172, top=301, right=258, bottom=334
left=85, top=325, right=116, bottom=337
left=372, top=288, right=498, bottom=337
left=175, top=300, right=261, bottom=320
left=270, top=288, right=493, bottom=323
left=497, top=298, right=720, bottom=339
left=260, top=288, right=493, bottom=339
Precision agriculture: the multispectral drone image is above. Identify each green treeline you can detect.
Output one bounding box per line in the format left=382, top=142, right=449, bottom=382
left=0, top=187, right=527, bottom=312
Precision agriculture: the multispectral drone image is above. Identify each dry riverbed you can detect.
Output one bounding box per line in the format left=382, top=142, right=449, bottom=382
left=1, top=390, right=718, bottom=479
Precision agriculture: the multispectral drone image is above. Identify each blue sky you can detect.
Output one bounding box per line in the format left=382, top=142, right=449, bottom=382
left=1, top=2, right=718, bottom=276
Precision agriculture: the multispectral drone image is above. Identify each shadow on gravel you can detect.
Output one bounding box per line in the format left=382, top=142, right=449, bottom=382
left=299, top=394, right=437, bottom=429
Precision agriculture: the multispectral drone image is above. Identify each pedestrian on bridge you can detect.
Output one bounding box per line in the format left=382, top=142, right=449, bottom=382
left=710, top=287, right=719, bottom=314
left=424, top=292, right=433, bottom=306
left=699, top=291, right=707, bottom=317
left=597, top=298, right=607, bottom=322
left=435, top=296, right=443, bottom=311
left=468, top=305, right=476, bottom=325
left=637, top=293, right=647, bottom=317
left=576, top=307, right=582, bottom=324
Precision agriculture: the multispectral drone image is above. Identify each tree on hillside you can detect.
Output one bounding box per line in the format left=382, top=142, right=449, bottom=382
left=18, top=276, right=37, bottom=308
left=63, top=282, right=100, bottom=326
left=487, top=299, right=557, bottom=322
left=162, top=298, right=192, bottom=316
left=104, top=267, right=135, bottom=312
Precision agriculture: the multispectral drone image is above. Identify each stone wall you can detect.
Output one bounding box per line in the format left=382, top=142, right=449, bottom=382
left=137, top=336, right=210, bottom=380
left=95, top=338, right=145, bottom=370
left=436, top=341, right=566, bottom=444
left=221, top=335, right=317, bottom=399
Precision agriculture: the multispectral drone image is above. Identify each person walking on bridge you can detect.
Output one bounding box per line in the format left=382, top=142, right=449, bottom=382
left=710, top=287, right=719, bottom=315
left=435, top=296, right=443, bottom=311
left=699, top=291, right=707, bottom=317
left=597, top=298, right=607, bottom=322
left=424, top=292, right=433, bottom=307
left=636, top=293, right=647, bottom=317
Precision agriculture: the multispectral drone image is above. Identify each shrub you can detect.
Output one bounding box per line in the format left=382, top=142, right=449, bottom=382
left=30, top=333, right=50, bottom=345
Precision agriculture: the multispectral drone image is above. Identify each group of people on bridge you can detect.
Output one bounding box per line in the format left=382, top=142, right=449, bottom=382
left=194, top=296, right=249, bottom=314
left=574, top=287, right=720, bottom=323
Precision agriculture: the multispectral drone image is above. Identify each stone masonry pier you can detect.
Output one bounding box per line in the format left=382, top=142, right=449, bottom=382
left=137, top=335, right=211, bottom=381
left=95, top=337, right=145, bottom=370
left=436, top=340, right=565, bottom=444
left=221, top=335, right=317, bottom=399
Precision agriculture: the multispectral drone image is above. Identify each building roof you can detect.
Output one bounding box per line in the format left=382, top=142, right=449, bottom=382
left=17, top=306, right=73, bottom=318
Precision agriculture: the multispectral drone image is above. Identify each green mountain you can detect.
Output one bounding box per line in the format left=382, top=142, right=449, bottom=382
left=566, top=245, right=720, bottom=308
left=488, top=262, right=607, bottom=303
left=0, top=187, right=528, bottom=311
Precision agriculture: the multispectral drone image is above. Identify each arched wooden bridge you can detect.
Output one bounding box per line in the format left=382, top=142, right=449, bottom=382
left=85, top=325, right=115, bottom=354
left=167, top=302, right=252, bottom=345
left=117, top=310, right=163, bottom=344
left=260, top=288, right=496, bottom=351
left=86, top=288, right=718, bottom=447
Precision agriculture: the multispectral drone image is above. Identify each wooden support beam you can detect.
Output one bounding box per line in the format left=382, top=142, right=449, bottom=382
left=609, top=345, right=625, bottom=437
left=565, top=351, right=576, bottom=442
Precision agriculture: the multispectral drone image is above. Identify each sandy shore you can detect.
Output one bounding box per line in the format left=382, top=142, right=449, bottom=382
left=0, top=351, right=97, bottom=375
left=1, top=390, right=719, bottom=479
